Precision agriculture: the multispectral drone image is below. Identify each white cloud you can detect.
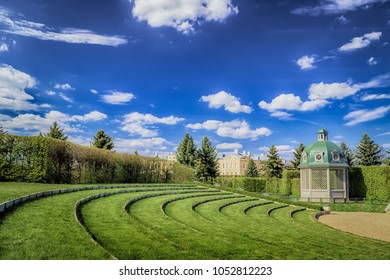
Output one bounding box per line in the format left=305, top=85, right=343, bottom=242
left=368, top=57, right=378, bottom=65
left=115, top=137, right=173, bottom=153
left=2, top=110, right=108, bottom=134
left=344, top=105, right=390, bottom=126
left=101, top=91, right=135, bottom=105
left=54, top=83, right=74, bottom=90
left=258, top=93, right=329, bottom=113
left=0, top=43, right=9, bottom=52
left=90, top=89, right=98, bottom=94
left=0, top=64, right=42, bottom=111
left=338, top=32, right=382, bottom=52
left=131, top=0, right=239, bottom=34
left=0, top=8, right=127, bottom=47
left=200, top=91, right=253, bottom=113
left=59, top=92, right=75, bottom=103
left=47, top=90, right=56, bottom=96
left=293, top=0, right=389, bottom=16
left=308, top=82, right=360, bottom=100
left=216, top=142, right=243, bottom=150
left=122, top=112, right=185, bottom=137
left=361, top=93, right=390, bottom=101
left=186, top=119, right=271, bottom=140
left=296, top=55, right=317, bottom=70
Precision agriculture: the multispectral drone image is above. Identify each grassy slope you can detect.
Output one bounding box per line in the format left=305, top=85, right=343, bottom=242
left=0, top=182, right=389, bottom=260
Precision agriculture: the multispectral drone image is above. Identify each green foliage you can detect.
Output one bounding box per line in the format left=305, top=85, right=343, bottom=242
left=195, top=136, right=219, bottom=182
left=0, top=135, right=47, bottom=182
left=340, top=142, right=355, bottom=166
left=0, top=135, right=193, bottom=184
left=176, top=132, right=197, bottom=167
left=355, top=133, right=383, bottom=166
left=263, top=145, right=284, bottom=178
left=291, top=178, right=301, bottom=197
left=290, top=143, right=304, bottom=169
left=91, top=130, right=114, bottom=150
left=244, top=158, right=259, bottom=177
left=264, top=177, right=280, bottom=193
left=241, top=177, right=266, bottom=192
left=349, top=166, right=390, bottom=200
left=385, top=150, right=390, bottom=166
left=45, top=121, right=68, bottom=140
left=0, top=125, right=7, bottom=135
left=280, top=170, right=300, bottom=195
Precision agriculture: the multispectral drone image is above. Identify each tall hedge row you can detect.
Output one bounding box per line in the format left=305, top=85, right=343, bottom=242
left=349, top=166, right=390, bottom=200
left=0, top=135, right=194, bottom=184
left=217, top=166, right=390, bottom=200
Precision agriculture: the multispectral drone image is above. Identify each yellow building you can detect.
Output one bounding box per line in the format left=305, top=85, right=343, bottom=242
left=218, top=153, right=263, bottom=176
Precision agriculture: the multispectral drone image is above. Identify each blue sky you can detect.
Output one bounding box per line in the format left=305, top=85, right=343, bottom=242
left=0, top=0, right=389, bottom=161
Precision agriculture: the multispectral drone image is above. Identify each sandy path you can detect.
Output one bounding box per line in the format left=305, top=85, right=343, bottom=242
left=319, top=212, right=390, bottom=242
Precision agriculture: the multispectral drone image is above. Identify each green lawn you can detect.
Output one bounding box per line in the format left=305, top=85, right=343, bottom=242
left=0, top=182, right=389, bottom=260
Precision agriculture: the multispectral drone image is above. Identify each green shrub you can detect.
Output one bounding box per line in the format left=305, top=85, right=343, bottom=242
left=291, top=178, right=300, bottom=197
left=280, top=170, right=300, bottom=195
left=265, top=177, right=280, bottom=193
left=349, top=166, right=390, bottom=200
left=241, top=177, right=266, bottom=192
left=0, top=135, right=194, bottom=184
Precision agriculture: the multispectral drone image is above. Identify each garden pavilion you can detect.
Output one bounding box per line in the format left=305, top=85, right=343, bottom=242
left=299, top=129, right=349, bottom=202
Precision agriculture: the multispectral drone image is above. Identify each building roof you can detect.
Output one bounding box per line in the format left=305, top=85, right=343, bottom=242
left=299, top=129, right=349, bottom=168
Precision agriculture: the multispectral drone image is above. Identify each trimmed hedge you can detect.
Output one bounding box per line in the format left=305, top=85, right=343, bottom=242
left=0, top=135, right=194, bottom=184
left=349, top=166, right=390, bottom=200
left=280, top=170, right=300, bottom=196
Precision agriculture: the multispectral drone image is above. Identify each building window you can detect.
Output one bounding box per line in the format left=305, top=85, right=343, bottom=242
left=315, top=153, right=323, bottom=162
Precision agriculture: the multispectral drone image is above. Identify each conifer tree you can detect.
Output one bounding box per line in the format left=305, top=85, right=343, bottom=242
left=0, top=125, right=7, bottom=135
left=176, top=132, right=197, bottom=167
left=46, top=121, right=68, bottom=140
left=290, top=143, right=304, bottom=169
left=355, top=133, right=382, bottom=166
left=384, top=150, right=390, bottom=166
left=340, top=141, right=355, bottom=166
left=92, top=130, right=114, bottom=150
left=195, top=136, right=218, bottom=182
left=264, top=145, right=284, bottom=178
left=245, top=158, right=259, bottom=177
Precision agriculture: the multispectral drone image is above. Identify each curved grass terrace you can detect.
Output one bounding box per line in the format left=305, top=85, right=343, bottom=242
left=0, top=182, right=389, bottom=260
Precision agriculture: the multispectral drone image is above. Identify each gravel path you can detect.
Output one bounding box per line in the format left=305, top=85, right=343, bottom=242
left=319, top=212, right=390, bottom=242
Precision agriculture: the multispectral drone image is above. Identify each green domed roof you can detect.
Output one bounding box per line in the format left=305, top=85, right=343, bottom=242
left=299, top=130, right=349, bottom=168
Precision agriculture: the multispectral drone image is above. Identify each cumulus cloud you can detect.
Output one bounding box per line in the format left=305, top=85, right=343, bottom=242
left=338, top=32, right=382, bottom=52
left=115, top=137, right=173, bottom=153
left=131, top=0, right=239, bottom=34
left=101, top=91, right=136, bottom=105
left=0, top=64, right=46, bottom=111
left=259, top=73, right=390, bottom=119
left=0, top=43, right=9, bottom=52
left=216, top=142, right=243, bottom=150
left=296, top=55, right=317, bottom=70
left=293, top=0, right=389, bottom=16
left=361, top=93, right=390, bottom=101
left=258, top=93, right=329, bottom=113
left=344, top=105, right=390, bottom=126
left=0, top=8, right=127, bottom=46
left=200, top=91, right=253, bottom=113
left=308, top=82, right=360, bottom=100
left=186, top=119, right=271, bottom=140
left=1, top=110, right=107, bottom=134
left=122, top=112, right=185, bottom=137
